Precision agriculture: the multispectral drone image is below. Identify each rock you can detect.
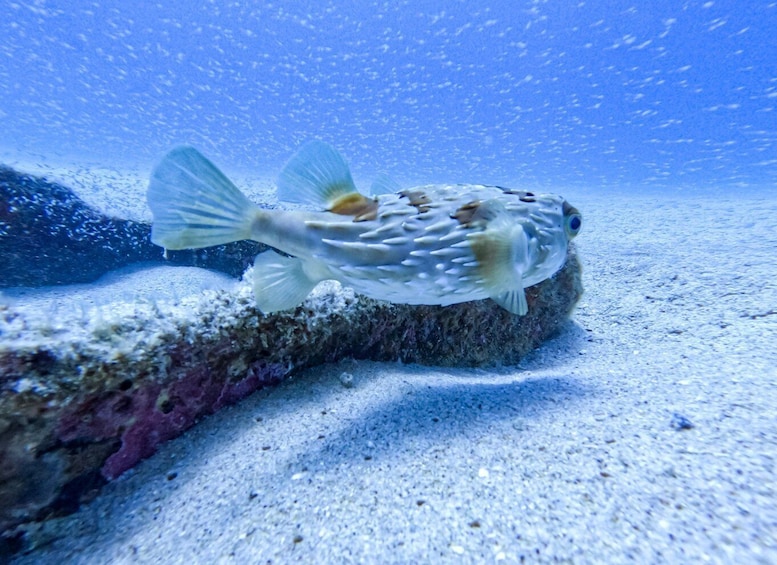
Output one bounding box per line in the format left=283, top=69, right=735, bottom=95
left=339, top=372, right=355, bottom=388
left=670, top=412, right=694, bottom=431
left=0, top=166, right=266, bottom=287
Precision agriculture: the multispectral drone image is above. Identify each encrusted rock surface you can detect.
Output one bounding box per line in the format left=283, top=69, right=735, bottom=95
left=0, top=166, right=266, bottom=287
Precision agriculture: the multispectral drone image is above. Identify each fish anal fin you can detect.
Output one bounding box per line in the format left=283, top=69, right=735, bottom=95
left=252, top=251, right=322, bottom=313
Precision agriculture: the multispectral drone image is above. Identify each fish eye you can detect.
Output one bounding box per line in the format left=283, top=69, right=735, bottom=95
left=565, top=213, right=582, bottom=237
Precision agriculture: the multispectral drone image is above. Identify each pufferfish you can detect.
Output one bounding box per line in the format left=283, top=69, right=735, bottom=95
left=147, top=141, right=581, bottom=315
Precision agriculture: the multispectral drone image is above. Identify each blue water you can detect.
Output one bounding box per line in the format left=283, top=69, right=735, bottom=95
left=1, top=1, right=775, bottom=189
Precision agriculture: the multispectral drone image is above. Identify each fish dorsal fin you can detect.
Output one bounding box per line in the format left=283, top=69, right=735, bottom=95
left=277, top=141, right=359, bottom=209
left=370, top=173, right=401, bottom=195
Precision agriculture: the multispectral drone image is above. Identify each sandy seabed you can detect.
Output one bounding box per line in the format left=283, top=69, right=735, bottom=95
left=6, top=186, right=777, bottom=564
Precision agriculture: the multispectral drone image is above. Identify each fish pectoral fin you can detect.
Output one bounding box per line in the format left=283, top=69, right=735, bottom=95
left=468, top=215, right=531, bottom=315
left=252, top=251, right=322, bottom=313
left=147, top=146, right=257, bottom=250
left=491, top=288, right=529, bottom=316
left=468, top=216, right=527, bottom=287
left=277, top=140, right=361, bottom=209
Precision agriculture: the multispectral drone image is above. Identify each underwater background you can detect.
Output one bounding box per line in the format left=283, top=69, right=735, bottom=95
left=2, top=0, right=775, bottom=190
left=1, top=1, right=777, bottom=562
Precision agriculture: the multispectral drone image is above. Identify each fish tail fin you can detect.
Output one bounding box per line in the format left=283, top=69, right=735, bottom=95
left=147, top=146, right=257, bottom=250
left=252, top=251, right=320, bottom=313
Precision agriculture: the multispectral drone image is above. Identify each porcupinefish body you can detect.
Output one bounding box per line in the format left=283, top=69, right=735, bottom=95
left=147, top=141, right=582, bottom=315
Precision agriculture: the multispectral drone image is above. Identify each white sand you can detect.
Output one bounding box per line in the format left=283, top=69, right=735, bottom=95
left=9, top=189, right=777, bottom=563
left=2, top=263, right=237, bottom=316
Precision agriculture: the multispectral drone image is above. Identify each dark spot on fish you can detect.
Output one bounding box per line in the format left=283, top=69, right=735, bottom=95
left=399, top=189, right=432, bottom=213
left=451, top=200, right=483, bottom=226
left=328, top=192, right=378, bottom=222
left=500, top=188, right=537, bottom=202
left=501, top=188, right=535, bottom=199
left=453, top=199, right=506, bottom=233
left=451, top=200, right=494, bottom=228
left=327, top=192, right=363, bottom=214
